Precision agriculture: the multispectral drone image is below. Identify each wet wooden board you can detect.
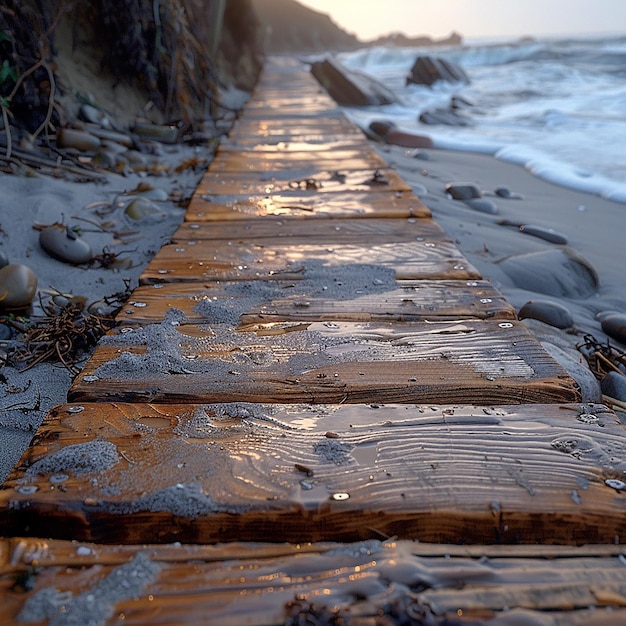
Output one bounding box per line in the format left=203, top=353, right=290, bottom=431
left=228, top=117, right=359, bottom=141
left=209, top=150, right=387, bottom=174
left=220, top=136, right=372, bottom=152
left=69, top=320, right=578, bottom=405
left=2, top=538, right=626, bottom=626
left=173, top=217, right=449, bottom=244
left=194, top=167, right=411, bottom=195
left=241, top=100, right=340, bottom=117
left=115, top=280, right=516, bottom=326
left=139, top=239, right=479, bottom=284
left=186, top=189, right=430, bottom=221
left=0, top=403, right=620, bottom=544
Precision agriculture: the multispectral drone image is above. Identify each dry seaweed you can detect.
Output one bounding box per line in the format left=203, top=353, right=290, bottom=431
left=6, top=288, right=128, bottom=373
left=577, top=333, right=626, bottom=380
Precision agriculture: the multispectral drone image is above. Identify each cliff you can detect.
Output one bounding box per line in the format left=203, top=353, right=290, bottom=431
left=0, top=0, right=264, bottom=131
left=251, top=0, right=361, bottom=52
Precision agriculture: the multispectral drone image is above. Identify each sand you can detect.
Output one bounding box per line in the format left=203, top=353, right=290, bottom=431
left=0, top=134, right=219, bottom=482
left=1, top=119, right=625, bottom=483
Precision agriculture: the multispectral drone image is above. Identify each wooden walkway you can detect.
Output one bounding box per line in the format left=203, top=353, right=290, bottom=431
left=2, top=58, right=626, bottom=625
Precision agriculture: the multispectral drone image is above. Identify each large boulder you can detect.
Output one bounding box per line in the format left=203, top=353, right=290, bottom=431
left=407, top=56, right=470, bottom=87
left=311, top=57, right=398, bottom=107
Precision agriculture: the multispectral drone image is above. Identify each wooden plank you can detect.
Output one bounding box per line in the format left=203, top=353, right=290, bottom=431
left=2, top=538, right=626, bottom=626
left=172, top=217, right=449, bottom=243
left=114, top=280, right=516, bottom=326
left=210, top=148, right=387, bottom=172
left=0, top=403, right=621, bottom=545
left=68, top=319, right=579, bottom=404
left=219, top=136, right=372, bottom=152
left=196, top=167, right=410, bottom=194
left=228, top=117, right=356, bottom=140
left=139, top=240, right=479, bottom=284
left=186, top=189, right=430, bottom=221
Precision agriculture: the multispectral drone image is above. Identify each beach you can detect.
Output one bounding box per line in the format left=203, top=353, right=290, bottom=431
left=1, top=43, right=626, bottom=483
left=0, top=135, right=219, bottom=482
left=0, top=131, right=623, bottom=483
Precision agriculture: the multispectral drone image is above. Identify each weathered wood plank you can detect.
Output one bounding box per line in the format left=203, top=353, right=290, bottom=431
left=186, top=189, right=430, bottom=221
left=220, top=136, right=370, bottom=152
left=210, top=149, right=387, bottom=173
left=2, top=538, right=626, bottom=625
left=68, top=320, right=578, bottom=404
left=139, top=240, right=479, bottom=284
left=195, top=168, right=410, bottom=196
left=115, top=280, right=516, bottom=326
left=228, top=117, right=356, bottom=140
left=0, top=403, right=620, bottom=545
left=173, top=217, right=448, bottom=243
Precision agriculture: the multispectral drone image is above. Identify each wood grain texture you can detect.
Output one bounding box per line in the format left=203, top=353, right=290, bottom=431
left=114, top=280, right=516, bottom=326
left=0, top=403, right=620, bottom=545
left=139, top=240, right=480, bottom=284
left=220, top=136, right=371, bottom=152
left=228, top=116, right=357, bottom=139
left=68, top=320, right=579, bottom=405
left=209, top=149, right=387, bottom=173
left=194, top=167, right=412, bottom=195
left=173, top=216, right=448, bottom=243
left=2, top=538, right=626, bottom=625
left=186, top=189, right=430, bottom=221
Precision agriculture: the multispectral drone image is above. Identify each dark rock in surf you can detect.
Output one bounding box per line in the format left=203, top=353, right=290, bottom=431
left=407, top=56, right=470, bottom=87
left=368, top=120, right=397, bottom=141
left=518, top=300, right=574, bottom=329
left=311, top=57, right=397, bottom=107
left=419, top=108, right=470, bottom=127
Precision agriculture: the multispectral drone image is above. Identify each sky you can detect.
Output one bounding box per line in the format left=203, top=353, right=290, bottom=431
left=296, top=0, right=626, bottom=41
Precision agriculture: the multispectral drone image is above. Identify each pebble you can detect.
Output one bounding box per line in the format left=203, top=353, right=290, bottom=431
left=519, top=224, right=568, bottom=245
left=39, top=225, right=94, bottom=264
left=518, top=300, right=574, bottom=329
left=495, top=186, right=525, bottom=199
left=463, top=198, right=498, bottom=214
left=57, top=128, right=101, bottom=152
left=125, top=197, right=167, bottom=221
left=0, top=250, right=8, bottom=268
left=368, top=120, right=397, bottom=140
left=0, top=323, right=12, bottom=339
left=601, top=371, right=626, bottom=402
left=598, top=312, right=626, bottom=345
left=80, top=103, right=112, bottom=128
left=133, top=121, right=180, bottom=144
left=445, top=182, right=482, bottom=200
left=498, top=248, right=599, bottom=298
left=0, top=264, right=37, bottom=308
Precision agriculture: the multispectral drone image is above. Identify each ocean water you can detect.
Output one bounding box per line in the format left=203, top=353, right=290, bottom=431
left=335, top=34, right=626, bottom=203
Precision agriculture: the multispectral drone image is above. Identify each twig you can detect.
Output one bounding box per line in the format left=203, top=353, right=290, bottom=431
left=603, top=395, right=626, bottom=412
left=1, top=105, right=12, bottom=159
left=31, top=61, right=56, bottom=143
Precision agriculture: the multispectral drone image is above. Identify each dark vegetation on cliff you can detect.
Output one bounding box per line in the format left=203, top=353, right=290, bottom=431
left=0, top=0, right=264, bottom=138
